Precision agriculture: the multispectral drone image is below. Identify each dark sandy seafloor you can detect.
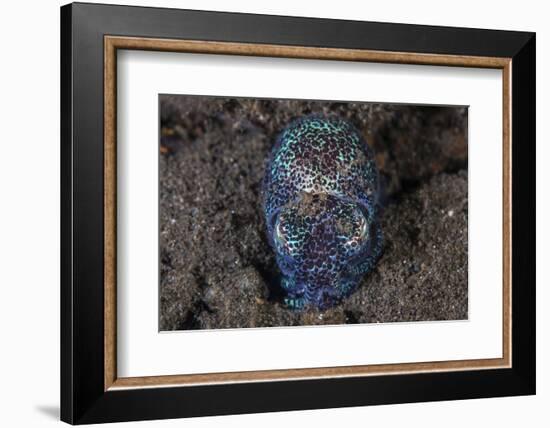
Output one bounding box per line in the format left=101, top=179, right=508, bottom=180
left=159, top=96, right=468, bottom=331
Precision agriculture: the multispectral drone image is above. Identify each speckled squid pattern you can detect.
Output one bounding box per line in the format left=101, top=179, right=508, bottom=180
left=263, top=116, right=383, bottom=310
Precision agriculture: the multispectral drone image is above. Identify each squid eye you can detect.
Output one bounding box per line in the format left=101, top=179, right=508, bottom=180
left=342, top=209, right=369, bottom=249
left=274, top=216, right=287, bottom=247
left=357, top=214, right=368, bottom=240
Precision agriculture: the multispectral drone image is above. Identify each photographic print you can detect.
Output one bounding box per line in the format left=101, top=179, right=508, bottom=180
left=62, top=6, right=534, bottom=422
left=159, top=95, right=468, bottom=331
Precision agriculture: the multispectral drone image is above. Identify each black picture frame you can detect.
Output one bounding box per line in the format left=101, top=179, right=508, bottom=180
left=61, top=2, right=535, bottom=424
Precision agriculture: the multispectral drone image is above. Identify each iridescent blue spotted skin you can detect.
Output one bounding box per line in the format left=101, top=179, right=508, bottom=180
left=263, top=116, right=383, bottom=310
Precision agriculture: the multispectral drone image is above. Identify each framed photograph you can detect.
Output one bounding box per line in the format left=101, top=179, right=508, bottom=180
left=60, top=2, right=535, bottom=424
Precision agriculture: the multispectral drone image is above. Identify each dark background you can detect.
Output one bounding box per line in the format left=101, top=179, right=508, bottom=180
left=159, top=96, right=468, bottom=330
